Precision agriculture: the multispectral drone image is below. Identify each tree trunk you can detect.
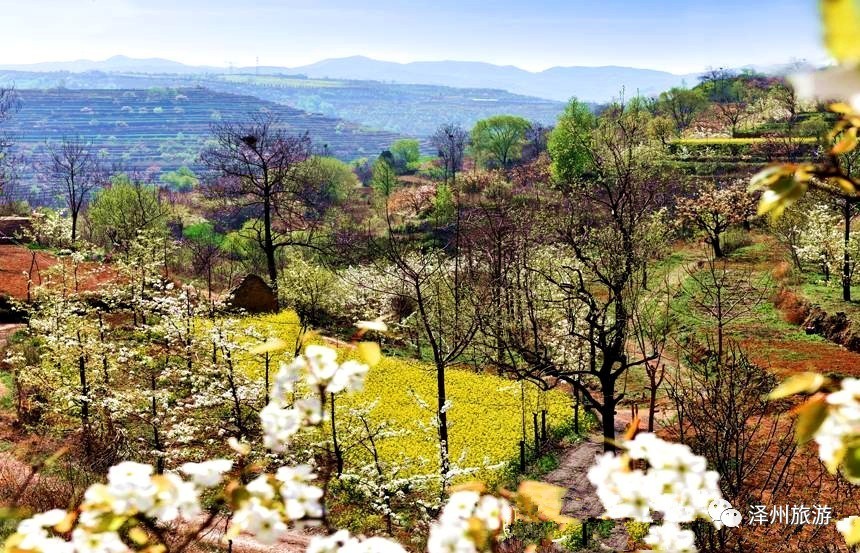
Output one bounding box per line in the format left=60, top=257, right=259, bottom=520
left=263, top=195, right=279, bottom=299
left=711, top=235, right=724, bottom=258
left=78, top=331, right=92, bottom=457
left=151, top=372, right=164, bottom=474
left=642, top=262, right=649, bottom=291
left=70, top=211, right=78, bottom=245
left=601, top=392, right=616, bottom=453
left=648, top=385, right=658, bottom=432
left=330, top=393, right=343, bottom=476
left=436, top=362, right=450, bottom=487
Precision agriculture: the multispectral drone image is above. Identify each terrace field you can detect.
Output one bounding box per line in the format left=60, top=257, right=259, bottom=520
left=2, top=87, right=402, bottom=203
left=0, top=69, right=567, bottom=137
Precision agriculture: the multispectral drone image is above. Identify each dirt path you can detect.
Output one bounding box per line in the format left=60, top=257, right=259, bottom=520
left=0, top=323, right=23, bottom=346
left=543, top=418, right=632, bottom=551
left=181, top=514, right=311, bottom=553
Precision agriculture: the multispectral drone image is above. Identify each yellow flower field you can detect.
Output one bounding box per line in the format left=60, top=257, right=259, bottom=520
left=234, top=312, right=576, bottom=483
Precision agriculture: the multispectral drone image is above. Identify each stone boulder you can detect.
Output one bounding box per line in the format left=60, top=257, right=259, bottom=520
left=0, top=217, right=31, bottom=244
left=226, top=274, right=278, bottom=314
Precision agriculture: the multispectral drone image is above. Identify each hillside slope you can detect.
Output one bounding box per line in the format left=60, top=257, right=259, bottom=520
left=2, top=87, right=401, bottom=204
left=0, top=71, right=567, bottom=136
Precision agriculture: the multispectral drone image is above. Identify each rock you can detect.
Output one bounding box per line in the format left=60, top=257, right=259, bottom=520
left=0, top=217, right=31, bottom=244
left=226, top=275, right=278, bottom=314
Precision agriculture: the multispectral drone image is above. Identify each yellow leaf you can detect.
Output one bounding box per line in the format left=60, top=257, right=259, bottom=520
left=449, top=481, right=487, bottom=494
left=357, top=342, right=382, bottom=366
left=749, top=165, right=790, bottom=191
left=840, top=517, right=860, bottom=545
left=249, top=337, right=288, bottom=355
left=128, top=526, right=150, bottom=545
left=833, top=127, right=859, bottom=154
left=845, top=446, right=860, bottom=483
left=794, top=395, right=829, bottom=444
left=53, top=511, right=77, bottom=533
left=832, top=176, right=858, bottom=194
left=769, top=372, right=828, bottom=400
left=517, top=481, right=573, bottom=525
left=822, top=0, right=860, bottom=63
left=831, top=102, right=855, bottom=114
left=623, top=416, right=640, bottom=441
left=755, top=175, right=809, bottom=219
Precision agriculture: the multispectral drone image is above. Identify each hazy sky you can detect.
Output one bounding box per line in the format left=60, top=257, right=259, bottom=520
left=0, top=0, right=828, bottom=73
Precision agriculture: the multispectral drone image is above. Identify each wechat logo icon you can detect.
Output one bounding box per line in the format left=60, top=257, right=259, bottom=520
left=708, top=499, right=742, bottom=528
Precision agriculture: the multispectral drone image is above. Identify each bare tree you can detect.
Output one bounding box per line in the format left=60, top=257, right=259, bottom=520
left=361, top=176, right=482, bottom=489
left=631, top=280, right=671, bottom=432
left=45, top=138, right=104, bottom=244
left=431, top=123, right=468, bottom=186
left=550, top=100, right=669, bottom=450
left=666, top=345, right=797, bottom=553
left=679, top=254, right=768, bottom=360
left=201, top=113, right=314, bottom=294
left=478, top=99, right=671, bottom=451
left=699, top=69, right=761, bottom=137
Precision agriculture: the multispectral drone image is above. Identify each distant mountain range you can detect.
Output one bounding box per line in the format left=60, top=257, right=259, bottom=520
left=0, top=55, right=706, bottom=102
left=284, top=56, right=701, bottom=102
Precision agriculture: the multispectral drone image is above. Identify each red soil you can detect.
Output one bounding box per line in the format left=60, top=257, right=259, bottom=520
left=743, top=338, right=860, bottom=377
left=0, top=245, right=117, bottom=301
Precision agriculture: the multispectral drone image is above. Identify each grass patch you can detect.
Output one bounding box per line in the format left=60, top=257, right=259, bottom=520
left=0, top=371, right=13, bottom=410
left=798, top=273, right=860, bottom=322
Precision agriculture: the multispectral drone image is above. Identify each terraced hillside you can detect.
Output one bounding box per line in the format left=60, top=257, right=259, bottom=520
left=0, top=70, right=567, bottom=136
left=3, top=87, right=401, bottom=204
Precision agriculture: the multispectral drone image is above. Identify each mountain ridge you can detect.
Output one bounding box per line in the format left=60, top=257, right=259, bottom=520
left=0, top=55, right=702, bottom=102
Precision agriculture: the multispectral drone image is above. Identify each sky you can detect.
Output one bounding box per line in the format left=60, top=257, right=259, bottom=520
left=0, top=0, right=829, bottom=74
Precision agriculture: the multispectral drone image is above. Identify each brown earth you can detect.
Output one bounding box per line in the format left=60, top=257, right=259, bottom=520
left=0, top=245, right=117, bottom=302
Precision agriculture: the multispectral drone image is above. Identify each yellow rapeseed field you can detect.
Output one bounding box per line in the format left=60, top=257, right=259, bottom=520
left=234, top=312, right=575, bottom=483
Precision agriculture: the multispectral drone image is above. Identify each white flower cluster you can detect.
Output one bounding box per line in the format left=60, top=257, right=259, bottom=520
left=813, top=378, right=860, bottom=474
left=426, top=491, right=514, bottom=553
left=12, top=510, right=74, bottom=553
left=309, top=530, right=407, bottom=553
left=227, top=464, right=326, bottom=544
left=642, top=522, right=697, bottom=553
left=11, top=460, right=232, bottom=553
left=261, top=345, right=368, bottom=452
left=587, top=433, right=724, bottom=553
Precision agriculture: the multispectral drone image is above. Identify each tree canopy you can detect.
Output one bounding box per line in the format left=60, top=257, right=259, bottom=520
left=470, top=115, right=531, bottom=169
